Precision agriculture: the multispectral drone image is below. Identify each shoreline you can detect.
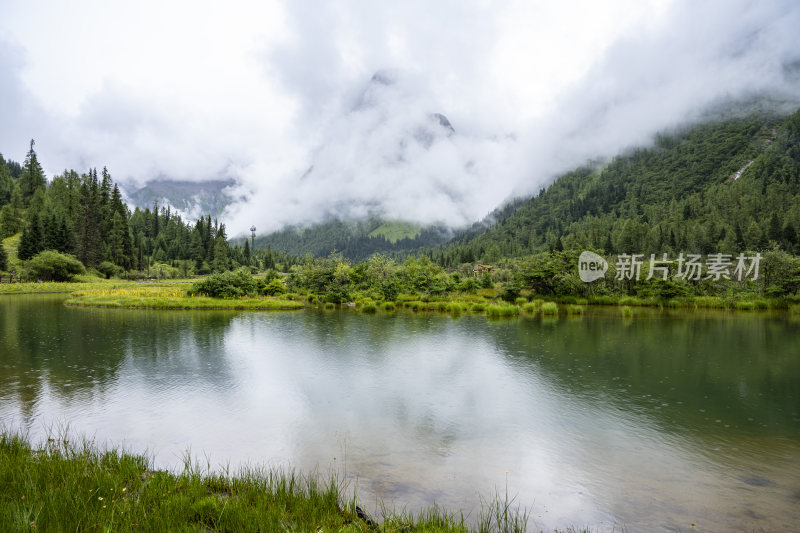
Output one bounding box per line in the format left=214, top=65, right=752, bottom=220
left=1, top=279, right=797, bottom=316
left=0, top=430, right=538, bottom=533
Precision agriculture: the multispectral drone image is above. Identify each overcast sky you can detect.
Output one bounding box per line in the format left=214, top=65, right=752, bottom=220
left=1, top=0, right=799, bottom=234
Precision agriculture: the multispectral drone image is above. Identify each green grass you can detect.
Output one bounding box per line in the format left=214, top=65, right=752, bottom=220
left=791, top=305, right=800, bottom=315
left=0, top=430, right=557, bottom=533
left=361, top=302, right=378, bottom=313
left=486, top=303, right=520, bottom=317
left=447, top=303, right=464, bottom=314
left=735, top=300, right=756, bottom=311
left=621, top=306, right=634, bottom=318
left=65, top=293, right=303, bottom=310
left=382, top=301, right=396, bottom=311
left=692, top=296, right=727, bottom=309
left=368, top=221, right=421, bottom=243
left=324, top=302, right=337, bottom=310
left=541, top=302, right=558, bottom=316
left=566, top=304, right=584, bottom=315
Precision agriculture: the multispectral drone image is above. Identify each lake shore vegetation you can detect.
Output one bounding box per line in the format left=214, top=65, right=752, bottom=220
left=0, top=430, right=543, bottom=533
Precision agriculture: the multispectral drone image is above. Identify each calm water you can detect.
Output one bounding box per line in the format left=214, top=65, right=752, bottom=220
left=1, top=295, right=799, bottom=532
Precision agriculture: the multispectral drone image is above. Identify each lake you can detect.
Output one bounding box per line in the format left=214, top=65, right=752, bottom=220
left=1, top=294, right=799, bottom=532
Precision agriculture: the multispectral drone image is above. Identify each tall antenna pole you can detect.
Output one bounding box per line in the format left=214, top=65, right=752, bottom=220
left=250, top=226, right=256, bottom=251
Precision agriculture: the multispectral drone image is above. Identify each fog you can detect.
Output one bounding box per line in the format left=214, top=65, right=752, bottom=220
left=1, top=0, right=799, bottom=233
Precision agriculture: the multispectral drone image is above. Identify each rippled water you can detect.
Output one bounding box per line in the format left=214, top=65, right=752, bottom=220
left=1, top=295, right=799, bottom=532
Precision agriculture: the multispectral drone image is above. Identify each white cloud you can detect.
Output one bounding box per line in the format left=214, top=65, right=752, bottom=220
left=1, top=0, right=799, bottom=234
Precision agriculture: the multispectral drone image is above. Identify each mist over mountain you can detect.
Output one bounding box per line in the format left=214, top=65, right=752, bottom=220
left=2, top=1, right=800, bottom=238
left=122, top=178, right=237, bottom=221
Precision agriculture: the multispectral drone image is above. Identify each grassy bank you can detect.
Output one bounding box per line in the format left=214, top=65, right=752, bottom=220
left=5, top=276, right=796, bottom=317
left=64, top=286, right=304, bottom=311
left=0, top=431, right=542, bottom=532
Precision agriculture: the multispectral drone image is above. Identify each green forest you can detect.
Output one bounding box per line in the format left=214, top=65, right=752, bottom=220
left=0, top=142, right=295, bottom=280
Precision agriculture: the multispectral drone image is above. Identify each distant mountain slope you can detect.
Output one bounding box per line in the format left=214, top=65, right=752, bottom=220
left=122, top=179, right=236, bottom=220
left=252, top=218, right=452, bottom=262
left=435, top=108, right=800, bottom=266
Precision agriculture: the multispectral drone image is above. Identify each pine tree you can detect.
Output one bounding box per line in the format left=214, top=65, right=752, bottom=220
left=243, top=240, right=251, bottom=265
left=19, top=140, right=46, bottom=206
left=18, top=211, right=43, bottom=260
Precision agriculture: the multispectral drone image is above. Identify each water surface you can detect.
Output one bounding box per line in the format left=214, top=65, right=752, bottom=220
left=1, top=295, right=799, bottom=532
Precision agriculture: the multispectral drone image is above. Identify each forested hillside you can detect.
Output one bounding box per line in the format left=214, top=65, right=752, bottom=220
left=0, top=142, right=287, bottom=279
left=253, top=218, right=451, bottom=262
left=435, top=109, right=800, bottom=265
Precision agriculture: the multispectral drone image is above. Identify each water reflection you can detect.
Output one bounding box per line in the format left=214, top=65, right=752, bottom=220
left=1, top=296, right=799, bottom=531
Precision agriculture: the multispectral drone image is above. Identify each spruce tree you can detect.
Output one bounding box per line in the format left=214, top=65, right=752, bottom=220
left=19, top=140, right=46, bottom=206
left=0, top=241, right=7, bottom=271
left=18, top=211, right=43, bottom=260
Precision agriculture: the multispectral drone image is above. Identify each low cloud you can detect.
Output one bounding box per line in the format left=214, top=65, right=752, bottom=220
left=1, top=1, right=799, bottom=235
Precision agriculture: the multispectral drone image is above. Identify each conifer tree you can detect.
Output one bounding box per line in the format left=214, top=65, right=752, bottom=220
left=18, top=211, right=43, bottom=260
left=0, top=241, right=7, bottom=271
left=19, top=140, right=46, bottom=206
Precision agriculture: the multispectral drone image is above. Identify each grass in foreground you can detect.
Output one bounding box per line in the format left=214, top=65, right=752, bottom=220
left=0, top=431, right=553, bottom=532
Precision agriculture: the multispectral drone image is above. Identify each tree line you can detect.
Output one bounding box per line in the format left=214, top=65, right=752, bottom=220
left=0, top=141, right=295, bottom=279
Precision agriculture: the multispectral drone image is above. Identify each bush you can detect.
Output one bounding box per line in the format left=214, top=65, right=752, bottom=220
left=261, top=278, right=287, bottom=296
left=25, top=251, right=86, bottom=281
left=97, top=261, right=122, bottom=279
left=188, top=269, right=259, bottom=298
left=149, top=262, right=183, bottom=279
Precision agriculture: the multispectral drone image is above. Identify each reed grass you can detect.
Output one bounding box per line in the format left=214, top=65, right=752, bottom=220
left=486, top=303, right=520, bottom=317
left=541, top=302, right=558, bottom=316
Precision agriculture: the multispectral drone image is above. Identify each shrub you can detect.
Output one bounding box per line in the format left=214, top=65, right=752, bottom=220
left=188, top=269, right=259, bottom=298
left=97, top=261, right=122, bottom=279
left=261, top=278, right=287, bottom=296
left=25, top=251, right=86, bottom=281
